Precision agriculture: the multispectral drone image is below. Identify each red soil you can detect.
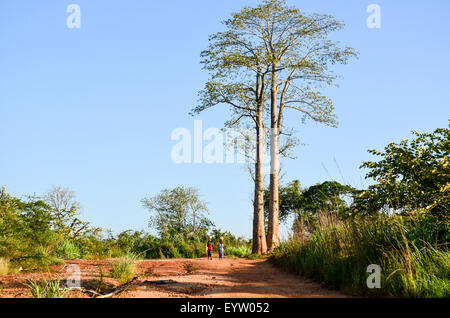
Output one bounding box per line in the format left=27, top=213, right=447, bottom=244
left=0, top=257, right=348, bottom=298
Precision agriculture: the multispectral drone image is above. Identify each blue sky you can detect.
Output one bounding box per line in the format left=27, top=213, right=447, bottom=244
left=1, top=0, right=449, bottom=238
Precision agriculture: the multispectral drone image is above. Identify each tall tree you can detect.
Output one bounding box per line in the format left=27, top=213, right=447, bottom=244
left=191, top=12, right=273, bottom=254
left=236, top=0, right=357, bottom=249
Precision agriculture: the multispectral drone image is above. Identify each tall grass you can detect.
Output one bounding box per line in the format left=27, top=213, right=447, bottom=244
left=109, top=254, right=138, bottom=284
left=56, top=240, right=80, bottom=260
left=271, top=212, right=450, bottom=297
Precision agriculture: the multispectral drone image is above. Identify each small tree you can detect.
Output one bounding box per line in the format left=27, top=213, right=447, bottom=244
left=359, top=125, right=450, bottom=219
left=0, top=187, right=57, bottom=265
left=264, top=180, right=357, bottom=233
left=141, top=186, right=211, bottom=236
left=44, top=186, right=96, bottom=239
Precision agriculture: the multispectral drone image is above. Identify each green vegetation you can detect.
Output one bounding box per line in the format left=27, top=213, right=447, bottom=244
left=141, top=186, right=211, bottom=236
left=0, top=188, right=65, bottom=270
left=0, top=185, right=251, bottom=272
left=24, top=276, right=68, bottom=298
left=272, top=212, right=449, bottom=297
left=1, top=124, right=447, bottom=299
left=271, top=125, right=450, bottom=297
left=226, top=246, right=252, bottom=258
left=109, top=254, right=138, bottom=284
left=56, top=239, right=81, bottom=260
left=357, top=126, right=449, bottom=221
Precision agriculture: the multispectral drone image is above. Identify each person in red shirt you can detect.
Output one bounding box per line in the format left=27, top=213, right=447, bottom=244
left=206, top=236, right=213, bottom=260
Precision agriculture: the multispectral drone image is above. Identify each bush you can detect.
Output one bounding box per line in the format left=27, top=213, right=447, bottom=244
left=271, top=212, right=450, bottom=297
left=359, top=125, right=449, bottom=222
left=226, top=246, right=252, bottom=258
left=109, top=254, right=138, bottom=284
left=0, top=188, right=71, bottom=270
left=56, top=240, right=80, bottom=260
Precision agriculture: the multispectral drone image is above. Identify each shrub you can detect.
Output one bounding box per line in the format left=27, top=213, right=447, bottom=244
left=109, top=254, right=138, bottom=284
left=359, top=125, right=449, bottom=222
left=56, top=240, right=80, bottom=260
left=226, top=246, right=252, bottom=258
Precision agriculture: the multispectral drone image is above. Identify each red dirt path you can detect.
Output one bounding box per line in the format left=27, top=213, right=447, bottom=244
left=0, top=257, right=348, bottom=298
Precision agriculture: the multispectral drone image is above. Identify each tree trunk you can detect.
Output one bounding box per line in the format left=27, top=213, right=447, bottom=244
left=252, top=111, right=268, bottom=255
left=267, top=68, right=280, bottom=251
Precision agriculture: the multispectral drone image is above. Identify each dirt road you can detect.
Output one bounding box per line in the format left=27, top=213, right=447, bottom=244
left=0, top=257, right=348, bottom=298
left=125, top=257, right=347, bottom=298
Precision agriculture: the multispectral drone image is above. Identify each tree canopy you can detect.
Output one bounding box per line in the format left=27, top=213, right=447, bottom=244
left=264, top=180, right=358, bottom=224
left=141, top=186, right=212, bottom=236
left=358, top=125, right=449, bottom=220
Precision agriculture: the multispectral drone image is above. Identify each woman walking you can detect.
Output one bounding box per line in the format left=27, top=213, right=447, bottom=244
left=218, top=237, right=224, bottom=260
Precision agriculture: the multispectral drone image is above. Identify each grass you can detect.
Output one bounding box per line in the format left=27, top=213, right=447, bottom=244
left=247, top=253, right=267, bottom=260
left=56, top=240, right=81, bottom=260
left=109, top=254, right=138, bottom=284
left=226, top=246, right=252, bottom=258
left=0, top=258, right=10, bottom=276
left=271, top=212, right=450, bottom=298
left=24, top=276, right=68, bottom=298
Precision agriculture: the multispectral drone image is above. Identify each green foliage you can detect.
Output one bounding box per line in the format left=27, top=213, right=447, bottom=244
left=271, top=126, right=449, bottom=297
left=0, top=187, right=61, bottom=270
left=0, top=187, right=100, bottom=269
left=56, top=240, right=80, bottom=260
left=44, top=186, right=100, bottom=240
left=73, top=233, right=122, bottom=260
left=193, top=0, right=358, bottom=137
left=271, top=212, right=449, bottom=297
left=246, top=253, right=266, bottom=260
left=141, top=186, right=212, bottom=236
left=359, top=125, right=449, bottom=219
left=226, top=246, right=252, bottom=258
left=210, top=229, right=249, bottom=247
left=109, top=254, right=138, bottom=284
left=264, top=180, right=358, bottom=227
left=24, top=276, right=68, bottom=298
left=110, top=230, right=251, bottom=260
left=0, top=185, right=254, bottom=269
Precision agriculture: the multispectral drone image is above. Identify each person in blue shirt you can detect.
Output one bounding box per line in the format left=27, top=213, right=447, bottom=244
left=218, top=237, right=224, bottom=260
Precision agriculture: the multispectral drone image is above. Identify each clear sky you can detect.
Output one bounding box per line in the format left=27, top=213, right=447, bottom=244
left=1, top=0, right=449, bottom=238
